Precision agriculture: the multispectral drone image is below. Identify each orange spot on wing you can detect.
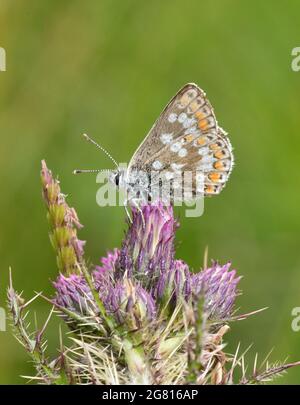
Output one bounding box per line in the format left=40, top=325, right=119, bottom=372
left=214, top=161, right=224, bottom=170
left=195, top=111, right=205, bottom=120
left=210, top=142, right=221, bottom=150
left=197, top=136, right=207, bottom=146
left=194, top=111, right=208, bottom=130
left=208, top=172, right=221, bottom=182
left=205, top=185, right=214, bottom=194
left=183, top=134, right=194, bottom=143
left=214, top=150, right=226, bottom=159
left=199, top=120, right=208, bottom=130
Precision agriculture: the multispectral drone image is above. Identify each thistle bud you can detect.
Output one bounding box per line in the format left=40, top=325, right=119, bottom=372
left=105, top=279, right=156, bottom=329
left=53, top=274, right=96, bottom=315
left=119, top=202, right=178, bottom=282
left=155, top=259, right=191, bottom=306
left=191, top=262, right=241, bottom=320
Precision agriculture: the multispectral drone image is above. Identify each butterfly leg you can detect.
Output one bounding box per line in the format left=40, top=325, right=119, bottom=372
left=129, top=197, right=146, bottom=229
left=123, top=198, right=133, bottom=224
left=146, top=185, right=170, bottom=223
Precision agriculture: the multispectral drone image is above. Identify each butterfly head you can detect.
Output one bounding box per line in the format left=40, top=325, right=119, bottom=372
left=108, top=169, right=126, bottom=189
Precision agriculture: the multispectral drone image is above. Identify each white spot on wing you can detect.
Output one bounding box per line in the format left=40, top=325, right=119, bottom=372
left=186, top=126, right=199, bottom=134
left=200, top=155, right=215, bottom=164
left=152, top=160, right=163, bottom=170
left=198, top=146, right=209, bottom=155
left=160, top=133, right=173, bottom=144
left=198, top=161, right=213, bottom=171
left=178, top=148, right=187, bottom=157
left=168, top=113, right=177, bottom=123
left=183, top=118, right=196, bottom=128
left=178, top=113, right=187, bottom=123
left=171, top=163, right=185, bottom=171
left=165, top=171, right=174, bottom=180
left=170, top=142, right=181, bottom=152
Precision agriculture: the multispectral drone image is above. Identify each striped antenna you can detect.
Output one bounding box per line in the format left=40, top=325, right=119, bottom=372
left=73, top=169, right=110, bottom=175
left=73, top=133, right=119, bottom=175
left=82, top=133, right=119, bottom=169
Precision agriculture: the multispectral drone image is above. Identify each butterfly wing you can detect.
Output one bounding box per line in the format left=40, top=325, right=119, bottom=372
left=128, top=83, right=233, bottom=198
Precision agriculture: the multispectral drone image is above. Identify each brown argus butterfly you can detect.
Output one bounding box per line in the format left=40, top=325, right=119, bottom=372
left=74, top=83, right=234, bottom=217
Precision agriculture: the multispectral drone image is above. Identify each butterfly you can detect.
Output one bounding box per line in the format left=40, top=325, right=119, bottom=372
left=74, top=83, right=234, bottom=215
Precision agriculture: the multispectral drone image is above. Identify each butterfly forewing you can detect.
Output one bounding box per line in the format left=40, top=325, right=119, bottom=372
left=128, top=83, right=233, bottom=200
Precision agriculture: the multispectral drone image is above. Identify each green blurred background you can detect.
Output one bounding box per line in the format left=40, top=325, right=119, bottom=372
left=1, top=0, right=300, bottom=384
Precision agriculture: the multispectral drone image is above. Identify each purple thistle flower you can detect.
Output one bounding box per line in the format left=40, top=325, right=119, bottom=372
left=105, top=279, right=156, bottom=328
left=93, top=248, right=120, bottom=296
left=11, top=161, right=297, bottom=386
left=155, top=259, right=191, bottom=305
left=53, top=274, right=95, bottom=315
left=191, top=262, right=241, bottom=320
left=119, top=202, right=178, bottom=282
left=96, top=248, right=120, bottom=274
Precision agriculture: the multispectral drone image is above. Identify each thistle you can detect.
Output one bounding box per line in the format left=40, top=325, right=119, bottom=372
left=7, top=161, right=300, bottom=384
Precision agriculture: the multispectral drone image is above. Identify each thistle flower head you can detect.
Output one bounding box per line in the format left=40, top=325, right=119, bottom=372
left=119, top=202, right=178, bottom=283
left=9, top=151, right=299, bottom=386
left=93, top=248, right=119, bottom=295
left=96, top=248, right=120, bottom=274
left=155, top=259, right=191, bottom=306
left=105, top=279, right=156, bottom=329
left=191, top=262, right=241, bottom=320
left=53, top=274, right=95, bottom=315
left=41, top=160, right=85, bottom=275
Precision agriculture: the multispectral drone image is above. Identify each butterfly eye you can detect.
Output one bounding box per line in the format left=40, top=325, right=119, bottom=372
left=115, top=173, right=120, bottom=186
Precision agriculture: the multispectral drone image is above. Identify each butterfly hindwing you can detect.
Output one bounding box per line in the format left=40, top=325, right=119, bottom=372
left=128, top=83, right=233, bottom=199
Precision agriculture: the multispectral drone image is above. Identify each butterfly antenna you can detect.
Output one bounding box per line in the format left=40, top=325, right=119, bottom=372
left=82, top=133, right=119, bottom=170
left=73, top=169, right=110, bottom=175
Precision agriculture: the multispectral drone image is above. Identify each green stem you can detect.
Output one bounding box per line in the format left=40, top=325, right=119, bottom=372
left=10, top=305, right=59, bottom=384
left=186, top=297, right=205, bottom=383
left=81, top=264, right=115, bottom=331
left=123, top=337, right=153, bottom=384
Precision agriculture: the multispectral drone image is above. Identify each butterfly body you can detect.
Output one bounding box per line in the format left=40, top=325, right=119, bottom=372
left=110, top=168, right=152, bottom=204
